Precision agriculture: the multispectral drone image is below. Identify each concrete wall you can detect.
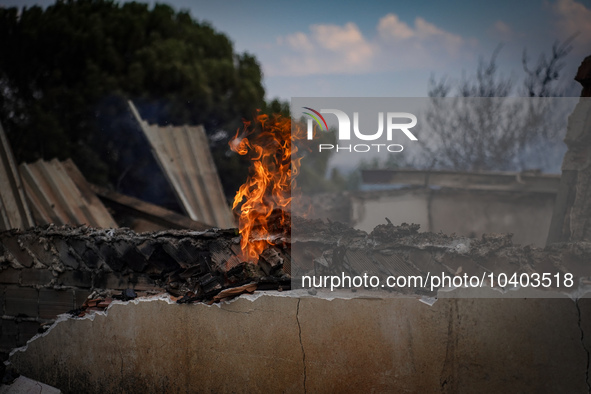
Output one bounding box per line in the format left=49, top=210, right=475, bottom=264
left=351, top=188, right=555, bottom=246
left=8, top=292, right=591, bottom=393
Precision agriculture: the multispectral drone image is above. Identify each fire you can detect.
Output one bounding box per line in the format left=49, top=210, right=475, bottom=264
left=229, top=113, right=304, bottom=262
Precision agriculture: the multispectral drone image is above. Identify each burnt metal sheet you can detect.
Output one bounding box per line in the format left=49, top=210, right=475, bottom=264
left=19, top=159, right=118, bottom=229
left=90, top=183, right=210, bottom=232
left=129, top=101, right=235, bottom=229
left=0, top=121, right=34, bottom=231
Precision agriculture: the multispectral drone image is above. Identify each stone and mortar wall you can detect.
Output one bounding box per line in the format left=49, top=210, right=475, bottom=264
left=0, top=223, right=283, bottom=356
left=0, top=226, right=176, bottom=354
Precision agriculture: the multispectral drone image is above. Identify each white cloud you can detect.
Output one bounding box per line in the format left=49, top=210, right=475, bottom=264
left=377, top=14, right=414, bottom=40
left=267, top=13, right=472, bottom=76
left=285, top=32, right=315, bottom=52
left=277, top=21, right=375, bottom=74
left=552, top=0, right=591, bottom=53
left=490, top=20, right=514, bottom=41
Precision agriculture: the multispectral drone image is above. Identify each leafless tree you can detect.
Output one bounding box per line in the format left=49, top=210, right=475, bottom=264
left=421, top=39, right=575, bottom=173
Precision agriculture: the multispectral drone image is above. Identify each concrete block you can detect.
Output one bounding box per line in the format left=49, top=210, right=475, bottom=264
left=128, top=274, right=159, bottom=291
left=0, top=268, right=21, bottom=284
left=135, top=240, right=156, bottom=260
left=147, top=243, right=180, bottom=271
left=38, top=289, right=74, bottom=319
left=97, top=242, right=124, bottom=272
left=52, top=238, right=80, bottom=269
left=57, top=271, right=92, bottom=289
left=67, top=239, right=101, bottom=269
left=21, top=269, right=54, bottom=286
left=27, top=242, right=58, bottom=267
left=162, top=240, right=196, bottom=266
left=93, top=272, right=129, bottom=290
left=25, top=238, right=57, bottom=268
left=118, top=243, right=147, bottom=272
left=1, top=236, right=34, bottom=268
left=5, top=287, right=38, bottom=318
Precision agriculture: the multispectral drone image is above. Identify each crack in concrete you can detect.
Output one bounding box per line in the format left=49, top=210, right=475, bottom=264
left=575, top=299, right=591, bottom=393
left=439, top=299, right=458, bottom=393
left=296, top=298, right=307, bottom=394
left=116, top=337, right=124, bottom=381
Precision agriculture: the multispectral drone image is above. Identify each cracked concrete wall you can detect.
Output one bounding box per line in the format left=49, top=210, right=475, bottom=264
left=8, top=292, right=590, bottom=393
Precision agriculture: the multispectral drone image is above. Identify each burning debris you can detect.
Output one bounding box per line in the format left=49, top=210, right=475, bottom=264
left=229, top=113, right=304, bottom=262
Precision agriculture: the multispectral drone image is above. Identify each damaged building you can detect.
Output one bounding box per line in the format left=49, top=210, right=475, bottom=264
left=0, top=55, right=590, bottom=394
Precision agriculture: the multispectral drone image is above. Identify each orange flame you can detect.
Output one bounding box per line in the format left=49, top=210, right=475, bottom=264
left=229, top=113, right=304, bottom=262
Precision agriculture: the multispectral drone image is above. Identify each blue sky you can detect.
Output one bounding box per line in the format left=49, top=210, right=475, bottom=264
left=2, top=0, right=590, bottom=100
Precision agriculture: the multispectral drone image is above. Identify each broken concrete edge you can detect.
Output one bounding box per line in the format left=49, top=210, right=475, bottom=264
left=5, top=293, right=173, bottom=362
left=6, top=285, right=590, bottom=366
left=3, top=289, right=420, bottom=361
left=9, top=289, right=591, bottom=393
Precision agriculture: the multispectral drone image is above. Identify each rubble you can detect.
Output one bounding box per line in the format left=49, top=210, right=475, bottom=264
left=0, top=216, right=589, bottom=320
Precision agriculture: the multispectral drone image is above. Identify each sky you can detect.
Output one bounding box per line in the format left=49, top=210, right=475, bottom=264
left=1, top=0, right=590, bottom=100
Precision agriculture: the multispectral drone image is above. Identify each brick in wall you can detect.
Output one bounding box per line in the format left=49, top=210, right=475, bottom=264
left=38, top=289, right=74, bottom=320
left=5, top=287, right=38, bottom=318
left=0, top=268, right=21, bottom=285
left=93, top=272, right=130, bottom=290
left=21, top=269, right=54, bottom=286
left=56, top=270, right=92, bottom=288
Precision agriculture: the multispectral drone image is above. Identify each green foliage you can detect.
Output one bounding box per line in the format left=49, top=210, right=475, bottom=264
left=0, top=0, right=266, bottom=207
left=261, top=98, right=290, bottom=118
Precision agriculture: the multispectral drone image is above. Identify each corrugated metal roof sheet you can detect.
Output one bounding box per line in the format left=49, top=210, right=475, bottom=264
left=0, top=121, right=34, bottom=231
left=19, top=158, right=118, bottom=229
left=129, top=101, right=235, bottom=229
